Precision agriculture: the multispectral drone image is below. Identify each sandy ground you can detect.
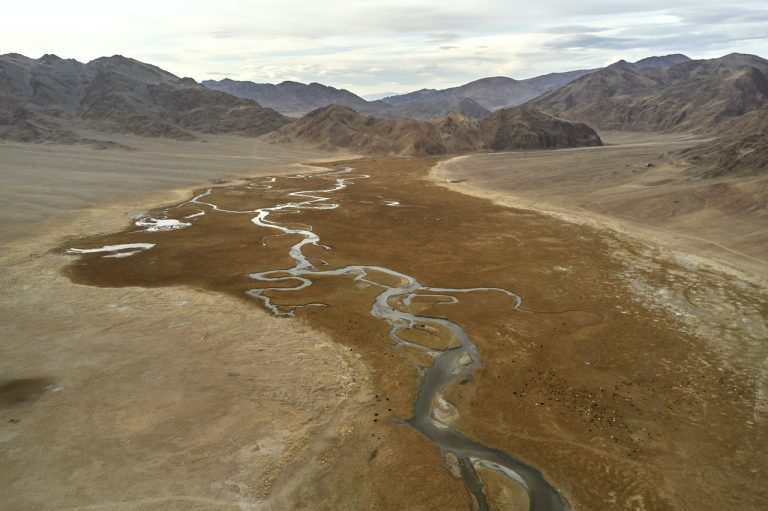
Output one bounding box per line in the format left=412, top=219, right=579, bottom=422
left=433, top=131, right=768, bottom=282
left=0, top=134, right=347, bottom=242
left=0, top=137, right=368, bottom=510
left=57, top=157, right=768, bottom=510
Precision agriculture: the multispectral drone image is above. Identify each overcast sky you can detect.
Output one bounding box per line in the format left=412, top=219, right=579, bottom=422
left=3, top=1, right=768, bottom=95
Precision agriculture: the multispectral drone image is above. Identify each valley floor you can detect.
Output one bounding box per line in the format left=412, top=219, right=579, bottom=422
left=0, top=137, right=364, bottom=510
left=0, top=133, right=344, bottom=243
left=1, top=137, right=766, bottom=510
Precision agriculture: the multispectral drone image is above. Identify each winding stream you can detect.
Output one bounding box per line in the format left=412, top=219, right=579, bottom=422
left=70, top=167, right=570, bottom=510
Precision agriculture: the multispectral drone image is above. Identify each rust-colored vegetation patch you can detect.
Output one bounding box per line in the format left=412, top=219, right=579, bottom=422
left=60, top=157, right=767, bottom=510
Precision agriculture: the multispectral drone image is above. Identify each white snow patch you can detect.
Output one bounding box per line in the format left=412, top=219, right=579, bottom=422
left=135, top=217, right=191, bottom=231
left=66, top=243, right=155, bottom=259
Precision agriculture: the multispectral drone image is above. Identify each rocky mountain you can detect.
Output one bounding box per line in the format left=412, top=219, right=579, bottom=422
left=0, top=53, right=290, bottom=143
left=529, top=53, right=768, bottom=134
left=631, top=54, right=691, bottom=70
left=521, top=69, right=601, bottom=94
left=380, top=70, right=595, bottom=111
left=683, top=132, right=768, bottom=178
left=265, top=104, right=446, bottom=155
left=202, top=78, right=371, bottom=117
left=379, top=77, right=539, bottom=110
left=680, top=105, right=768, bottom=177
left=265, top=104, right=601, bottom=156
left=478, top=105, right=603, bottom=150
left=203, top=68, right=595, bottom=119
left=373, top=98, right=490, bottom=120
left=202, top=78, right=494, bottom=120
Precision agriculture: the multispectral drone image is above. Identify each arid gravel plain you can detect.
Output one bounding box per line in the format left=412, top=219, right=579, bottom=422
left=0, top=136, right=366, bottom=510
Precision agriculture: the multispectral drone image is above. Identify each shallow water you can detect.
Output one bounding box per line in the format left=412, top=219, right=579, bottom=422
left=66, top=167, right=570, bottom=510
left=240, top=168, right=570, bottom=510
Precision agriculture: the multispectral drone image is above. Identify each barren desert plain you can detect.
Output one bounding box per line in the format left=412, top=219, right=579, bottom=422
left=2, top=131, right=766, bottom=510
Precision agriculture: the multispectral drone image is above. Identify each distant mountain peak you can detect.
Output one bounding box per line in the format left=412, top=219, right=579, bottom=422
left=203, top=78, right=371, bottom=117
left=632, top=54, right=691, bottom=69
left=470, top=76, right=519, bottom=83
left=611, top=59, right=633, bottom=69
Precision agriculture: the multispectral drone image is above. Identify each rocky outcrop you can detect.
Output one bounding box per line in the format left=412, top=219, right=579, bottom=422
left=266, top=104, right=602, bottom=156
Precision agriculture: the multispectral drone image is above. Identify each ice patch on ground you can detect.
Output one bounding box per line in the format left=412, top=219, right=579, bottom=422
left=66, top=243, right=155, bottom=258
left=135, top=217, right=191, bottom=231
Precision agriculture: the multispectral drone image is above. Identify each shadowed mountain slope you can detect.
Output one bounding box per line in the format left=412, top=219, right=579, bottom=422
left=203, top=78, right=494, bottom=120
left=0, top=53, right=290, bottom=143
left=683, top=132, right=768, bottom=178
left=479, top=105, right=603, bottom=150
left=265, top=104, right=601, bottom=156
left=530, top=53, right=768, bottom=134
left=631, top=54, right=691, bottom=70
left=373, top=98, right=491, bottom=120
left=201, top=78, right=372, bottom=117
left=681, top=106, right=768, bottom=177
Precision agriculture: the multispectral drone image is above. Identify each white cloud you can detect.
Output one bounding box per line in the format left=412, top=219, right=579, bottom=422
left=1, top=0, right=767, bottom=94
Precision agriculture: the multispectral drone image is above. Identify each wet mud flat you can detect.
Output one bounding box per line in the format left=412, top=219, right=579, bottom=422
left=61, top=157, right=767, bottom=510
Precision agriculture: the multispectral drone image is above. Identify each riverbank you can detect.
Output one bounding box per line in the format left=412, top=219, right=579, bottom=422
left=431, top=132, right=768, bottom=285
left=0, top=138, right=367, bottom=510
left=0, top=134, right=350, bottom=243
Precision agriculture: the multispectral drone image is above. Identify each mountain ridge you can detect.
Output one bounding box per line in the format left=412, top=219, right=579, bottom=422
left=204, top=55, right=693, bottom=119
left=0, top=53, right=290, bottom=144
left=529, top=53, right=768, bottom=134
left=265, top=103, right=602, bottom=156
left=202, top=78, right=373, bottom=117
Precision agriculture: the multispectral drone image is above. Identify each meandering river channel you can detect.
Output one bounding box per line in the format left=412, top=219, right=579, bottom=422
left=69, top=167, right=570, bottom=510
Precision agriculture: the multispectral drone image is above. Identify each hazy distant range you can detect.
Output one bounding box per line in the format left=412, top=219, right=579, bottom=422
left=202, top=67, right=601, bottom=119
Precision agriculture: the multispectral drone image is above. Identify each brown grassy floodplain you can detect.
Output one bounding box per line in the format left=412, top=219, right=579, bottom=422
left=0, top=138, right=366, bottom=511
left=434, top=132, right=768, bottom=278
left=59, top=156, right=768, bottom=510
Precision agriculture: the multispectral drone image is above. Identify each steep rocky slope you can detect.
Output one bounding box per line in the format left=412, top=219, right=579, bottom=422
left=265, top=104, right=601, bottom=156
left=530, top=53, right=768, bottom=134
left=264, top=104, right=447, bottom=155
left=681, top=107, right=768, bottom=177
left=374, top=98, right=490, bottom=120
left=202, top=78, right=371, bottom=117
left=479, top=106, right=603, bottom=150
left=0, top=53, right=290, bottom=143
